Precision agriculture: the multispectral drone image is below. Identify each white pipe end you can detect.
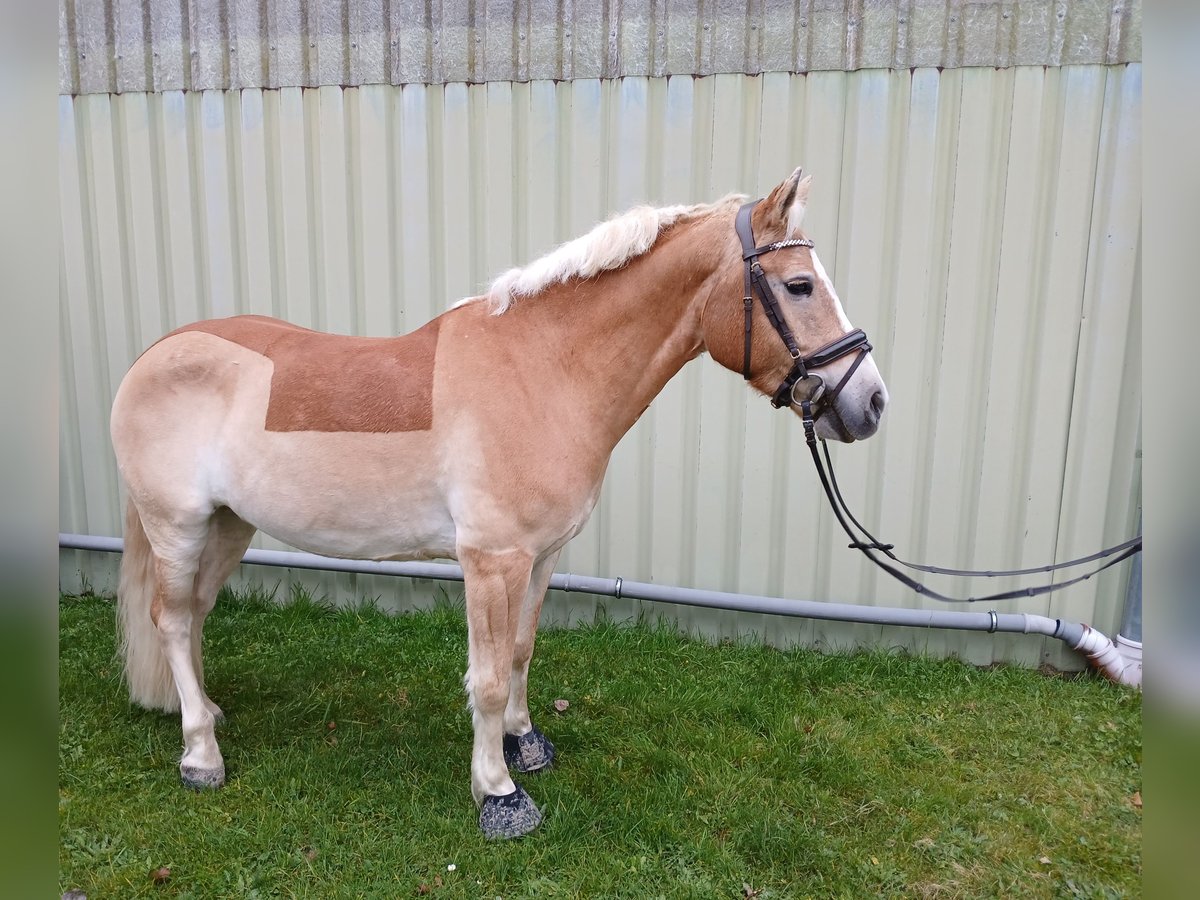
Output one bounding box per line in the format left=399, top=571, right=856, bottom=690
left=1114, top=635, right=1142, bottom=688
left=1074, top=624, right=1140, bottom=688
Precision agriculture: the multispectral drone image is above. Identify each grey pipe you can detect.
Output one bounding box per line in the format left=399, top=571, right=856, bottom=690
left=59, top=531, right=1089, bottom=644
left=1120, top=515, right=1142, bottom=643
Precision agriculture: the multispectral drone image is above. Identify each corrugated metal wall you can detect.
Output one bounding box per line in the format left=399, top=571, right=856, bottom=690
left=58, top=65, right=1141, bottom=668
left=60, top=0, right=1141, bottom=93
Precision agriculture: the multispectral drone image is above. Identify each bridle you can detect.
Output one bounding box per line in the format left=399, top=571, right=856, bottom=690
left=735, top=200, right=871, bottom=413
left=733, top=198, right=1142, bottom=604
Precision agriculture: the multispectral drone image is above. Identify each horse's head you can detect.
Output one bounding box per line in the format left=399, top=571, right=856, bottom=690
left=703, top=168, right=888, bottom=442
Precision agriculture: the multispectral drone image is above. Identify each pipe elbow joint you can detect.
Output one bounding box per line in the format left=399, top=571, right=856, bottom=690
left=1072, top=624, right=1138, bottom=687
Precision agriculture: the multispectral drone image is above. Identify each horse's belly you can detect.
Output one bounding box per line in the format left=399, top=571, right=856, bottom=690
left=220, top=430, right=458, bottom=561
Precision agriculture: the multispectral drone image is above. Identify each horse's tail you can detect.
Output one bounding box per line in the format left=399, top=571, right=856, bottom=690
left=117, top=497, right=179, bottom=712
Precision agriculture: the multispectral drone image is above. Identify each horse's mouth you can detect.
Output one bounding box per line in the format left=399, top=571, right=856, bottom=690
left=810, top=405, right=856, bottom=443
left=818, top=399, right=888, bottom=443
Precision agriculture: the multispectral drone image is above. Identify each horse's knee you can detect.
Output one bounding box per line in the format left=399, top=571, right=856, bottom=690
left=466, top=667, right=510, bottom=716
left=512, top=637, right=534, bottom=670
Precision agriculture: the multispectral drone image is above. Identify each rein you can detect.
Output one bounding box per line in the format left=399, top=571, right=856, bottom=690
left=735, top=198, right=1143, bottom=604
left=799, top=404, right=1143, bottom=603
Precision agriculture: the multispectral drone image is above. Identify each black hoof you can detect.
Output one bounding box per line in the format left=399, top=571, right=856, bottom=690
left=479, top=785, right=542, bottom=839
left=180, top=763, right=225, bottom=790
left=503, top=725, right=556, bottom=773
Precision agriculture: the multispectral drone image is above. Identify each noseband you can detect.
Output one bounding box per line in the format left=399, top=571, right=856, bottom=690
left=735, top=200, right=872, bottom=413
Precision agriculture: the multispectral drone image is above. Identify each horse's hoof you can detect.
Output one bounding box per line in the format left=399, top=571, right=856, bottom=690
left=180, top=763, right=225, bottom=790
left=503, top=725, right=555, bottom=773
left=479, top=786, right=542, bottom=839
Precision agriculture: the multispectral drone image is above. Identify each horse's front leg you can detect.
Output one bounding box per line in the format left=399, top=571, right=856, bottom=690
left=502, top=549, right=560, bottom=774
left=460, top=546, right=543, bottom=839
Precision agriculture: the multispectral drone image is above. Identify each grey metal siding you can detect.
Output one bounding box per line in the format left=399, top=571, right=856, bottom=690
left=58, top=67, right=1141, bottom=667
left=60, top=0, right=1141, bottom=94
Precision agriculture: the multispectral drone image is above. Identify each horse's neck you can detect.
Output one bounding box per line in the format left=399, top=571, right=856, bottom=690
left=504, top=216, right=729, bottom=443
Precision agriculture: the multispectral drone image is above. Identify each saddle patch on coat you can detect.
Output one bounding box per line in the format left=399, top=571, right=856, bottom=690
left=167, top=315, right=440, bottom=433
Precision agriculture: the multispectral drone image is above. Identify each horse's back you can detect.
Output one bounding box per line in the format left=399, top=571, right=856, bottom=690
left=131, top=314, right=443, bottom=434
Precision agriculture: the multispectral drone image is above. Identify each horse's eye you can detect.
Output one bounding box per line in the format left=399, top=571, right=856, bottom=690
left=786, top=280, right=813, bottom=297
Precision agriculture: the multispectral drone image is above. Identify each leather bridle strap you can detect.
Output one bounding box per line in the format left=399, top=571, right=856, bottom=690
left=735, top=200, right=871, bottom=410
left=798, top=402, right=1143, bottom=603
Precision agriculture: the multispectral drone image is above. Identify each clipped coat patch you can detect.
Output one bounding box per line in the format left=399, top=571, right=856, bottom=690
left=168, top=315, right=440, bottom=433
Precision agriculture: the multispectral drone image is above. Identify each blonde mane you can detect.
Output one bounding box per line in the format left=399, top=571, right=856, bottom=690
left=462, top=195, right=745, bottom=314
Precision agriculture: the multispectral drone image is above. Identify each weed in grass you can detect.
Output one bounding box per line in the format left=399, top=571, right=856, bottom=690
left=60, top=590, right=1140, bottom=898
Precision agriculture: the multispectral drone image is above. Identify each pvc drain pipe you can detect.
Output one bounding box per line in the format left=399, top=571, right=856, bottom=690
left=59, top=533, right=1137, bottom=685
left=1115, top=522, right=1143, bottom=687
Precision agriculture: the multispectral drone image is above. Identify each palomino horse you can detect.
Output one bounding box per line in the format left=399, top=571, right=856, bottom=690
left=111, top=168, right=888, bottom=839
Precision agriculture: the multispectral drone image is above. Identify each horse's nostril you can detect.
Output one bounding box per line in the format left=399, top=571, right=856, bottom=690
left=870, top=390, right=886, bottom=418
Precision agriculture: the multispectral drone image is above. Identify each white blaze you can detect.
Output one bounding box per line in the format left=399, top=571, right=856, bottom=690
left=810, top=250, right=853, bottom=332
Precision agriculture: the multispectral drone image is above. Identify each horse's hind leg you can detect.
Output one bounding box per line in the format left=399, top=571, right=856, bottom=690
left=141, top=514, right=227, bottom=788
left=190, top=507, right=257, bottom=720
left=459, top=546, right=542, bottom=839
left=503, top=549, right=560, bottom=774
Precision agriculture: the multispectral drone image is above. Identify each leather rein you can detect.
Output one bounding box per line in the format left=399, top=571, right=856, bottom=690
left=735, top=198, right=1143, bottom=604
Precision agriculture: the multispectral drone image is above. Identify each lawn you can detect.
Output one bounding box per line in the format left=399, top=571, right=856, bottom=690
left=59, top=591, right=1141, bottom=898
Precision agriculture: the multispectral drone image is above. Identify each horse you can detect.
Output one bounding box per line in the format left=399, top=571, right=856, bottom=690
left=111, top=167, right=889, bottom=839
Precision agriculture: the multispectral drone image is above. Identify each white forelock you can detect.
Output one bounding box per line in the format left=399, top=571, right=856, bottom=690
left=459, top=195, right=745, bottom=314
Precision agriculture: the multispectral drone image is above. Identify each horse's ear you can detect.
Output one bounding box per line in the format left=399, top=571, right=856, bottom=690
left=763, top=167, right=812, bottom=236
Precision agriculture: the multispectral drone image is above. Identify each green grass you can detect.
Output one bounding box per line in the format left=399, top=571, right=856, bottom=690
left=60, top=591, right=1141, bottom=898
